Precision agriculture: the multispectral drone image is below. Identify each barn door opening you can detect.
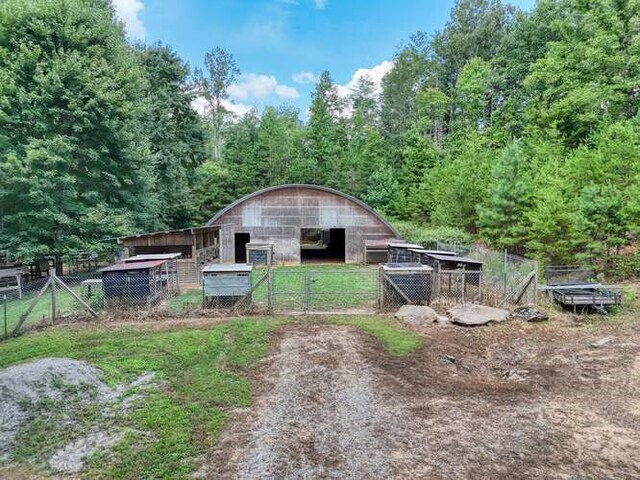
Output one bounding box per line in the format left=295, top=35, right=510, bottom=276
left=234, top=233, right=250, bottom=263
left=300, top=228, right=345, bottom=263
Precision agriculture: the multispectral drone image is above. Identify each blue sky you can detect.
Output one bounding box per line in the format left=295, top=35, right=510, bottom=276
left=113, top=0, right=536, bottom=116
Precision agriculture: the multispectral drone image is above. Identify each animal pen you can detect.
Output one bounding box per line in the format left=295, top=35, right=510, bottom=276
left=100, top=260, right=176, bottom=308
left=3, top=240, right=540, bottom=339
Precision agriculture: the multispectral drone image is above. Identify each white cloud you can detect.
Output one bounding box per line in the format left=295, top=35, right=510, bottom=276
left=111, top=0, right=146, bottom=39
left=314, top=0, right=327, bottom=9
left=292, top=71, right=319, bottom=84
left=229, top=73, right=300, bottom=100
left=335, top=60, right=394, bottom=98
left=191, top=97, right=254, bottom=118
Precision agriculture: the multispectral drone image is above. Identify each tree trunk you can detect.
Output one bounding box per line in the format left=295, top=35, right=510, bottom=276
left=55, top=254, right=63, bottom=276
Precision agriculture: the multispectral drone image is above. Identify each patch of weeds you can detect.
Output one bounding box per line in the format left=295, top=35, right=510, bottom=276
left=313, top=315, right=424, bottom=356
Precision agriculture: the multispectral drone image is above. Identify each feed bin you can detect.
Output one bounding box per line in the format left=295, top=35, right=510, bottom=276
left=202, top=263, right=253, bottom=307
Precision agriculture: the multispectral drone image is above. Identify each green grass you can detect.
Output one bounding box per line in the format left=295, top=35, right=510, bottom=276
left=314, top=315, right=424, bottom=356
left=0, top=314, right=422, bottom=478
left=1, top=284, right=92, bottom=335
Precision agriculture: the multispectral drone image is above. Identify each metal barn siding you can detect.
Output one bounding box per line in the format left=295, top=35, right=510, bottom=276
left=207, top=185, right=400, bottom=264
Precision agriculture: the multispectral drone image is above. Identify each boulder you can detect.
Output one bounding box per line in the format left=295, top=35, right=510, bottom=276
left=395, top=305, right=449, bottom=327
left=511, top=306, right=549, bottom=323
left=448, top=303, right=510, bottom=326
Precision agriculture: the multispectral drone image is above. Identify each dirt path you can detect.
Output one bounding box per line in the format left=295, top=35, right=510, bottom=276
left=208, top=322, right=640, bottom=479
left=209, top=325, right=413, bottom=478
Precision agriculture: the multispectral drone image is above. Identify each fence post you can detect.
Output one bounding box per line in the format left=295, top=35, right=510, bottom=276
left=50, top=268, right=57, bottom=325
left=3, top=294, right=7, bottom=340
left=503, top=249, right=508, bottom=296
left=267, top=267, right=272, bottom=314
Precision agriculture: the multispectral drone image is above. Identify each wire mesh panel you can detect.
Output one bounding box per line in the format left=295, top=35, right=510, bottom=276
left=269, top=267, right=379, bottom=313
left=434, top=242, right=539, bottom=308
left=543, top=266, right=595, bottom=285
left=270, top=269, right=307, bottom=312
left=307, top=269, right=378, bottom=312
left=431, top=270, right=483, bottom=307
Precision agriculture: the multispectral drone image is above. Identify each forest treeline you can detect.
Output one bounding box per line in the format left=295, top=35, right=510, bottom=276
left=0, top=0, right=639, bottom=269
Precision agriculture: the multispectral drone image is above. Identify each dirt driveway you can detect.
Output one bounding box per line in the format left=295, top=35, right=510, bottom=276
left=208, top=322, right=640, bottom=479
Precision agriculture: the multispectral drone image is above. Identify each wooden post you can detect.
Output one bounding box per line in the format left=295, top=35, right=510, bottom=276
left=461, top=270, right=466, bottom=303
left=50, top=268, right=56, bottom=325
left=503, top=249, right=508, bottom=296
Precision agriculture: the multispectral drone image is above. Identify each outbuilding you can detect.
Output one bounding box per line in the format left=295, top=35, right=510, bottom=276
left=99, top=260, right=169, bottom=307
left=207, top=185, right=400, bottom=264
left=117, top=226, right=220, bottom=285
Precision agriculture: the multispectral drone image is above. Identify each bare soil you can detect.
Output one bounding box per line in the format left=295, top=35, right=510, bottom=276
left=207, top=320, right=640, bottom=479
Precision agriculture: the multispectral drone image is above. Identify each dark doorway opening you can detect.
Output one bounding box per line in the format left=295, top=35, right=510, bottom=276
left=300, top=228, right=346, bottom=263
left=234, top=233, right=250, bottom=263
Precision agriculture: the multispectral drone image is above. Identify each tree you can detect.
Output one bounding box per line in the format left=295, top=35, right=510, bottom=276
left=256, top=106, right=301, bottom=185
left=363, top=164, right=402, bottom=216
left=477, top=142, right=532, bottom=251
left=306, top=71, right=347, bottom=188
left=0, top=0, right=157, bottom=272
left=193, top=47, right=240, bottom=160
left=138, top=44, right=209, bottom=228
left=524, top=0, right=640, bottom=146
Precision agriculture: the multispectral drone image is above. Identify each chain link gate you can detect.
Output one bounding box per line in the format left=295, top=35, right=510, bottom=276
left=268, top=268, right=379, bottom=313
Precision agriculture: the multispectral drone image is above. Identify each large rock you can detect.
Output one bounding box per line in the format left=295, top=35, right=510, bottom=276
left=395, top=305, right=449, bottom=327
left=448, top=303, right=510, bottom=326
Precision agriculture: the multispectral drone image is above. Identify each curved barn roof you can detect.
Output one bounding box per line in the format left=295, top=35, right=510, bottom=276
left=206, top=184, right=400, bottom=236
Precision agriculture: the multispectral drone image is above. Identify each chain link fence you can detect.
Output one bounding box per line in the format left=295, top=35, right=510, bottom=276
left=2, top=244, right=540, bottom=340
left=435, top=242, right=539, bottom=308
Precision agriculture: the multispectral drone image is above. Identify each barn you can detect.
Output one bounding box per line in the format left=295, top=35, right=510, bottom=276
left=206, top=184, right=400, bottom=264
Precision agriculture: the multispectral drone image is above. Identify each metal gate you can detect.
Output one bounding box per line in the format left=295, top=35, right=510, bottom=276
left=269, top=268, right=379, bottom=313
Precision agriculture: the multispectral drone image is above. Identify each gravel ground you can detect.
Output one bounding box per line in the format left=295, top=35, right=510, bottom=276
left=0, top=358, right=155, bottom=474
left=209, top=321, right=640, bottom=479
left=209, top=325, right=416, bottom=479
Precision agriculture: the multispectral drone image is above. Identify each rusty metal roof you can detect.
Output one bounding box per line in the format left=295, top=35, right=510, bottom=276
left=99, top=260, right=167, bottom=272
left=117, top=225, right=219, bottom=243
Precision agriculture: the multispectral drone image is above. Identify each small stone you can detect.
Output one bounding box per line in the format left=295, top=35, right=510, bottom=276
left=591, top=337, right=612, bottom=348
left=511, top=306, right=549, bottom=322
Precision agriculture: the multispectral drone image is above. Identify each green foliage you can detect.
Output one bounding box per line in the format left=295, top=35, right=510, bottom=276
left=1, top=0, right=639, bottom=276
left=392, top=221, right=473, bottom=247
left=478, top=141, right=532, bottom=250
left=0, top=0, right=159, bottom=267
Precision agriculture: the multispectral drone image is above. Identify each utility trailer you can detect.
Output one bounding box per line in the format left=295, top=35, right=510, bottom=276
left=543, top=266, right=622, bottom=314
left=548, top=284, right=622, bottom=314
